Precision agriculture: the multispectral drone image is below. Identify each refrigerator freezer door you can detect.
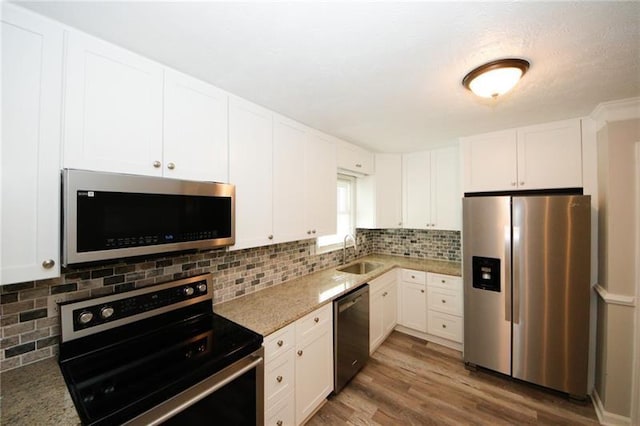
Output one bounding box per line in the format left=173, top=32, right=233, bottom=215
left=512, top=195, right=590, bottom=397
left=463, top=197, right=512, bottom=375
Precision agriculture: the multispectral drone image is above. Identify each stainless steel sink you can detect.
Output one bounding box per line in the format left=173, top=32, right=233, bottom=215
left=336, top=261, right=381, bottom=275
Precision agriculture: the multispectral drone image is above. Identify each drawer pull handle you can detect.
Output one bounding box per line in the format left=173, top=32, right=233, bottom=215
left=42, top=259, right=55, bottom=269
left=276, top=375, right=283, bottom=383
left=314, top=317, right=319, bottom=323
left=442, top=324, right=447, bottom=329
left=297, top=350, right=303, bottom=356
left=277, top=421, right=283, bottom=426
left=277, top=340, right=283, bottom=347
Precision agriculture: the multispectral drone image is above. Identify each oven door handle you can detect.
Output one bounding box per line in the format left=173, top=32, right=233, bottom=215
left=126, top=353, right=264, bottom=426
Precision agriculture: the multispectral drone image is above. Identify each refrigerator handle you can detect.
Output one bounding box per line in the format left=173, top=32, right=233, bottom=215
left=512, top=226, right=520, bottom=325
left=504, top=225, right=512, bottom=323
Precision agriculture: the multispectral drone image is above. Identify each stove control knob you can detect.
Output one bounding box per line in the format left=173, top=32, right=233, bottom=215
left=100, top=306, right=115, bottom=319
left=197, top=283, right=207, bottom=293
left=78, top=311, right=94, bottom=325
left=183, top=286, right=195, bottom=296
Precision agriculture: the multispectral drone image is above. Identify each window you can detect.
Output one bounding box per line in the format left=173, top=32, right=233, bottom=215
left=317, top=174, right=355, bottom=251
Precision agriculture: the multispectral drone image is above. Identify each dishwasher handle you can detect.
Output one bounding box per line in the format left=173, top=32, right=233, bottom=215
left=338, top=295, right=363, bottom=313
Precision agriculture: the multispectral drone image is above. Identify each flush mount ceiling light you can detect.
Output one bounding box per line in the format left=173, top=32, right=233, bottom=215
left=462, top=58, right=530, bottom=98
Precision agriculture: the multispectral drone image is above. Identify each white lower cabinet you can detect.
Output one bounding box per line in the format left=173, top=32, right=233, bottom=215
left=263, top=304, right=333, bottom=426
left=397, top=269, right=427, bottom=333
left=369, top=270, right=398, bottom=353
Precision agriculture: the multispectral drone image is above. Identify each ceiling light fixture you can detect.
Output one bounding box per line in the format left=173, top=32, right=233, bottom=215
left=462, top=58, right=530, bottom=99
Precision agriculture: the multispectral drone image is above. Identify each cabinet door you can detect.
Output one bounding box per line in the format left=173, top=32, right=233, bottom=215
left=369, top=290, right=384, bottom=353
left=1, top=6, right=63, bottom=284
left=398, top=282, right=427, bottom=332
left=163, top=69, right=228, bottom=182
left=461, top=129, right=517, bottom=192
left=516, top=119, right=582, bottom=190
left=228, top=97, right=273, bottom=250
left=382, top=280, right=398, bottom=336
left=305, top=131, right=337, bottom=238
left=295, top=308, right=333, bottom=424
left=375, top=154, right=403, bottom=228
left=431, top=146, right=461, bottom=230
left=63, top=31, right=163, bottom=175
left=403, top=151, right=431, bottom=229
left=337, top=142, right=374, bottom=175
left=273, top=116, right=307, bottom=243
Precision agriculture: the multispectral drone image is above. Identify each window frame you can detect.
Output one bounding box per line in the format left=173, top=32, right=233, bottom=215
left=316, top=173, right=356, bottom=253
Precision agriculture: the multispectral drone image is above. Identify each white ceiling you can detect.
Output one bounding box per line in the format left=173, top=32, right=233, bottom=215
left=17, top=1, right=640, bottom=153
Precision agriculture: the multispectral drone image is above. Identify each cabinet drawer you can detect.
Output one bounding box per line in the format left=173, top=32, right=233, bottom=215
left=427, top=311, right=462, bottom=342
left=427, top=287, right=462, bottom=316
left=265, top=393, right=295, bottom=426
left=265, top=349, right=295, bottom=410
left=427, top=272, right=462, bottom=291
left=264, top=323, right=295, bottom=361
left=401, top=269, right=426, bottom=285
left=295, top=303, right=332, bottom=344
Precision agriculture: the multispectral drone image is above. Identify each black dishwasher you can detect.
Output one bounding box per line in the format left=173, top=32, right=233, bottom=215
left=333, top=284, right=370, bottom=393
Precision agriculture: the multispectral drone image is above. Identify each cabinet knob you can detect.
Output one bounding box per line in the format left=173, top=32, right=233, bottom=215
left=297, top=350, right=303, bottom=356
left=312, top=229, right=316, bottom=234
left=398, top=222, right=402, bottom=226
left=411, top=275, right=415, bottom=279
left=153, top=160, right=161, bottom=168
left=167, top=162, right=175, bottom=170
left=42, top=259, right=55, bottom=269
left=314, top=317, right=319, bottom=323
left=268, top=235, right=274, bottom=240
left=441, top=279, right=445, bottom=283
left=442, top=324, right=447, bottom=329
left=307, top=230, right=312, bottom=235
left=277, top=421, right=283, bottom=426
left=277, top=340, right=283, bottom=347
left=421, top=289, right=425, bottom=293
left=276, top=375, right=283, bottom=383
left=355, top=163, right=362, bottom=168
left=431, top=223, right=435, bottom=227
left=520, top=181, right=525, bottom=186
left=442, top=299, right=446, bottom=304
left=511, top=182, right=517, bottom=186
left=382, top=291, right=388, bottom=297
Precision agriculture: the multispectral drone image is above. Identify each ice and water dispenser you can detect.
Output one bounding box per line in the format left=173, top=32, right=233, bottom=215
left=472, top=256, right=501, bottom=292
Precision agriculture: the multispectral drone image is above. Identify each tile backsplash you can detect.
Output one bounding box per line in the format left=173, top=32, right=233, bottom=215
left=0, top=227, right=459, bottom=372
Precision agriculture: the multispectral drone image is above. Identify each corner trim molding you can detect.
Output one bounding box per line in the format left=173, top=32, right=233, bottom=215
left=590, top=97, right=640, bottom=132
left=594, top=284, right=636, bottom=307
left=592, top=388, right=632, bottom=425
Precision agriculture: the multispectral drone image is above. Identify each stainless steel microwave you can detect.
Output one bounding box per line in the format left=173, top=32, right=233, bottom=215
left=62, top=169, right=234, bottom=266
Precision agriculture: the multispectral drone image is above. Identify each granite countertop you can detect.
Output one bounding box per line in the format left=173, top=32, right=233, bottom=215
left=216, top=254, right=460, bottom=336
left=0, top=357, right=80, bottom=425
left=0, top=254, right=459, bottom=425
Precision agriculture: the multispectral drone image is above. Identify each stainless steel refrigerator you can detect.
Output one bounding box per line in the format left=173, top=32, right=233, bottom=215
left=463, top=195, right=590, bottom=398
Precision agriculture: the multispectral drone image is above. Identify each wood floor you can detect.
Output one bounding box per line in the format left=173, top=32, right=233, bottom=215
left=308, top=331, right=599, bottom=425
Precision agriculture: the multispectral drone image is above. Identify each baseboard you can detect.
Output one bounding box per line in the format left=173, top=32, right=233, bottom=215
left=592, top=388, right=632, bottom=425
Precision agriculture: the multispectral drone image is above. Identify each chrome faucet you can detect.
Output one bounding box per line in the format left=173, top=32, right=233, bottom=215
left=343, top=234, right=357, bottom=265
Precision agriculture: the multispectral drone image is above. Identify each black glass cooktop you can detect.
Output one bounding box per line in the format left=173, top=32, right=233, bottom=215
left=59, top=305, right=262, bottom=426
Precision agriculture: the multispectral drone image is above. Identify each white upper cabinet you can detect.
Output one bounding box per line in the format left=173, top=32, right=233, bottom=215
left=229, top=97, right=274, bottom=250
left=461, top=118, right=582, bottom=192
left=357, top=153, right=403, bottom=229
left=403, top=151, right=431, bottom=229
left=336, top=141, right=374, bottom=175
left=163, top=69, right=228, bottom=182
left=305, top=131, right=337, bottom=238
left=273, top=115, right=308, bottom=243
left=515, top=119, right=582, bottom=190
left=1, top=5, right=63, bottom=284
left=63, top=31, right=164, bottom=176
left=402, top=147, right=461, bottom=231
left=430, top=146, right=461, bottom=231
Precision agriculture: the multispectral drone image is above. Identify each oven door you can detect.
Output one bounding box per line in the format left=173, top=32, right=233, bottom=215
left=126, top=347, right=264, bottom=426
